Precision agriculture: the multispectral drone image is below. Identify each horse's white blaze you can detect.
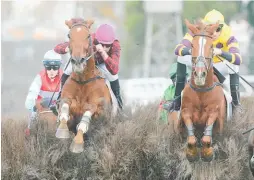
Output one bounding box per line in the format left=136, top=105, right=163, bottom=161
left=77, top=111, right=92, bottom=133
left=198, top=37, right=207, bottom=57
left=76, top=27, right=81, bottom=32
left=59, top=103, right=70, bottom=121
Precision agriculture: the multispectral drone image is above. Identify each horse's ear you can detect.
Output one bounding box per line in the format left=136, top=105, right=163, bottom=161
left=65, top=20, right=73, bottom=29
left=185, top=19, right=199, bottom=34
left=85, top=19, right=94, bottom=29
left=207, top=21, right=220, bottom=35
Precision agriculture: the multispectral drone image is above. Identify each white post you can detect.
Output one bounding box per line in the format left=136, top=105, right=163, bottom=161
left=143, top=13, right=153, bottom=77
left=175, top=12, right=183, bottom=44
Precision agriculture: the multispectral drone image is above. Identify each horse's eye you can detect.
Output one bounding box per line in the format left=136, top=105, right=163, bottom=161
left=68, top=34, right=70, bottom=39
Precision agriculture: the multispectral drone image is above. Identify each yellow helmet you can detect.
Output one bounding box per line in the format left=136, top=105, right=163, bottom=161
left=203, top=9, right=225, bottom=25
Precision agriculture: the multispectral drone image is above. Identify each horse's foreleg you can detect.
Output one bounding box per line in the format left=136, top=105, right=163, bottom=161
left=70, top=105, right=96, bottom=153
left=181, top=108, right=199, bottom=162
left=201, top=111, right=218, bottom=162
left=56, top=100, right=71, bottom=139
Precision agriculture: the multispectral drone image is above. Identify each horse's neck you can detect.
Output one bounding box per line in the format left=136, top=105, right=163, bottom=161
left=87, top=57, right=96, bottom=76
left=73, top=57, right=97, bottom=81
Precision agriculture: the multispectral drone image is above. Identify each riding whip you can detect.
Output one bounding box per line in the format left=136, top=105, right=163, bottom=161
left=217, top=56, right=254, bottom=89
left=242, top=127, right=254, bottom=135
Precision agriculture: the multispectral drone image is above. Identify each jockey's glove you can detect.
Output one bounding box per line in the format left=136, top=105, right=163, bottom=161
left=33, top=106, right=37, bottom=112
left=182, top=47, right=191, bottom=56
left=213, top=48, right=222, bottom=56
left=50, top=105, right=58, bottom=116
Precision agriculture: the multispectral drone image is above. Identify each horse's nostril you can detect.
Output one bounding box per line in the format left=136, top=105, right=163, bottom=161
left=202, top=72, right=206, bottom=77
left=193, top=71, right=197, bottom=76
left=71, top=59, right=75, bottom=64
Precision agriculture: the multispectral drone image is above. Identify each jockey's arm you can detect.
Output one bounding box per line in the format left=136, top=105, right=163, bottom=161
left=54, top=42, right=69, bottom=54
left=174, top=33, right=192, bottom=56
left=103, top=40, right=121, bottom=75
left=220, top=36, right=242, bottom=65
left=25, top=75, right=42, bottom=112
left=54, top=42, right=72, bottom=79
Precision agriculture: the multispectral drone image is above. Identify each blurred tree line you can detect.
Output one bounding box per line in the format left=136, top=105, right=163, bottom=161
left=122, top=1, right=242, bottom=77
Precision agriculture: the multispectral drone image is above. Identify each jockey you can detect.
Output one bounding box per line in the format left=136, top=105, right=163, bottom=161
left=159, top=63, right=191, bottom=122
left=24, top=50, right=63, bottom=136
left=169, top=9, right=242, bottom=113
left=54, top=22, right=124, bottom=110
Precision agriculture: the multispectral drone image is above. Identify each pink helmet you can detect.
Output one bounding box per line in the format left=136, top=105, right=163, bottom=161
left=95, top=24, right=116, bottom=44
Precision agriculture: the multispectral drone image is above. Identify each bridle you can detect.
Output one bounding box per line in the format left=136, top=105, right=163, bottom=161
left=67, top=23, right=96, bottom=65
left=191, top=33, right=214, bottom=73
left=68, top=22, right=103, bottom=85
left=189, top=33, right=222, bottom=92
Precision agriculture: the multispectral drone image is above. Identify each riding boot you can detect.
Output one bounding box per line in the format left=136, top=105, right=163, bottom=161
left=110, top=79, right=123, bottom=110
left=230, top=73, right=242, bottom=114
left=168, top=62, right=186, bottom=112
left=50, top=73, right=70, bottom=116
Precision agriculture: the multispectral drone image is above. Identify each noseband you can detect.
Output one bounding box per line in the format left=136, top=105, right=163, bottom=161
left=190, top=33, right=222, bottom=92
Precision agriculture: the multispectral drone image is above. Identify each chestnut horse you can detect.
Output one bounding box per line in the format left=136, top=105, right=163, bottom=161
left=176, top=20, right=227, bottom=162
left=56, top=18, right=113, bottom=153
left=30, top=98, right=58, bottom=136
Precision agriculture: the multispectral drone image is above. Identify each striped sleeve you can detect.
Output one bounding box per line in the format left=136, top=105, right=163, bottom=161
left=223, top=36, right=242, bottom=65
left=25, top=74, right=42, bottom=111
left=54, top=42, right=69, bottom=54
left=174, top=32, right=193, bottom=56
left=104, top=40, right=121, bottom=75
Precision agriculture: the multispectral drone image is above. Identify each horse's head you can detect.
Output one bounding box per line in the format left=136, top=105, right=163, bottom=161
left=185, top=19, right=219, bottom=86
left=65, top=18, right=94, bottom=74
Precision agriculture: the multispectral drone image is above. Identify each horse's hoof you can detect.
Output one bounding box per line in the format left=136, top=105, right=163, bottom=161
left=186, top=144, right=199, bottom=162
left=201, top=146, right=214, bottom=162
left=55, top=128, right=70, bottom=139
left=69, top=130, right=84, bottom=153
left=69, top=140, right=84, bottom=153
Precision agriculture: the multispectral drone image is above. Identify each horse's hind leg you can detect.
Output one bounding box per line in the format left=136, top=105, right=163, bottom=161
left=56, top=103, right=70, bottom=139
left=181, top=110, right=199, bottom=162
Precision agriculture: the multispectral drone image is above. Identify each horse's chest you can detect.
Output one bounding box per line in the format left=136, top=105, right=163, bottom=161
left=192, top=105, right=209, bottom=123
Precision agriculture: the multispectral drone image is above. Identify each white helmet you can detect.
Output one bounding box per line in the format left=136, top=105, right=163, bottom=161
left=43, top=50, right=62, bottom=66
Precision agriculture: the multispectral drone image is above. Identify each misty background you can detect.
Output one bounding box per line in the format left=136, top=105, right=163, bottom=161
left=2, top=0, right=254, bottom=118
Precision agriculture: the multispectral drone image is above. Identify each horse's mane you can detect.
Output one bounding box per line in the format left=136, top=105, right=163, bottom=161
left=70, top=18, right=86, bottom=25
